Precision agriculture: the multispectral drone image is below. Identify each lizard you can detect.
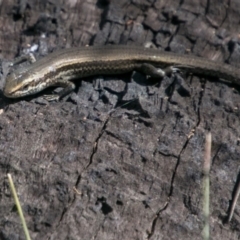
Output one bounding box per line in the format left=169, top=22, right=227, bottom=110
left=2, top=44, right=240, bottom=222
left=3, top=45, right=240, bottom=101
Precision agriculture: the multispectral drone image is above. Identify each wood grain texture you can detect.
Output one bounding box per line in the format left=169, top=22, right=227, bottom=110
left=0, top=0, right=240, bottom=239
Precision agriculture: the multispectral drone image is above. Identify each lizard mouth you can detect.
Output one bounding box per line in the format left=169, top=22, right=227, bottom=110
left=3, top=89, right=19, bottom=98
left=3, top=82, right=30, bottom=98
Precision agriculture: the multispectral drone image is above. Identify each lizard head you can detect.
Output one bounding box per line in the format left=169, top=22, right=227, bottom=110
left=3, top=70, right=40, bottom=98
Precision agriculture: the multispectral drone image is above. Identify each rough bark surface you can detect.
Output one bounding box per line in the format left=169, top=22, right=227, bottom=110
left=0, top=0, right=240, bottom=239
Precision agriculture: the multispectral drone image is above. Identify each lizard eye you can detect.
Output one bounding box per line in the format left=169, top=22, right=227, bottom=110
left=22, top=84, right=29, bottom=90
left=7, top=71, right=13, bottom=77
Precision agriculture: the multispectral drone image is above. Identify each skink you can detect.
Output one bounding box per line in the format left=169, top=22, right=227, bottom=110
left=2, top=45, right=240, bottom=221
left=3, top=45, right=240, bottom=100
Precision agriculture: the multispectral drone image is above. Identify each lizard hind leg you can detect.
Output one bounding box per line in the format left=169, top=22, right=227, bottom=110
left=135, top=63, right=180, bottom=79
